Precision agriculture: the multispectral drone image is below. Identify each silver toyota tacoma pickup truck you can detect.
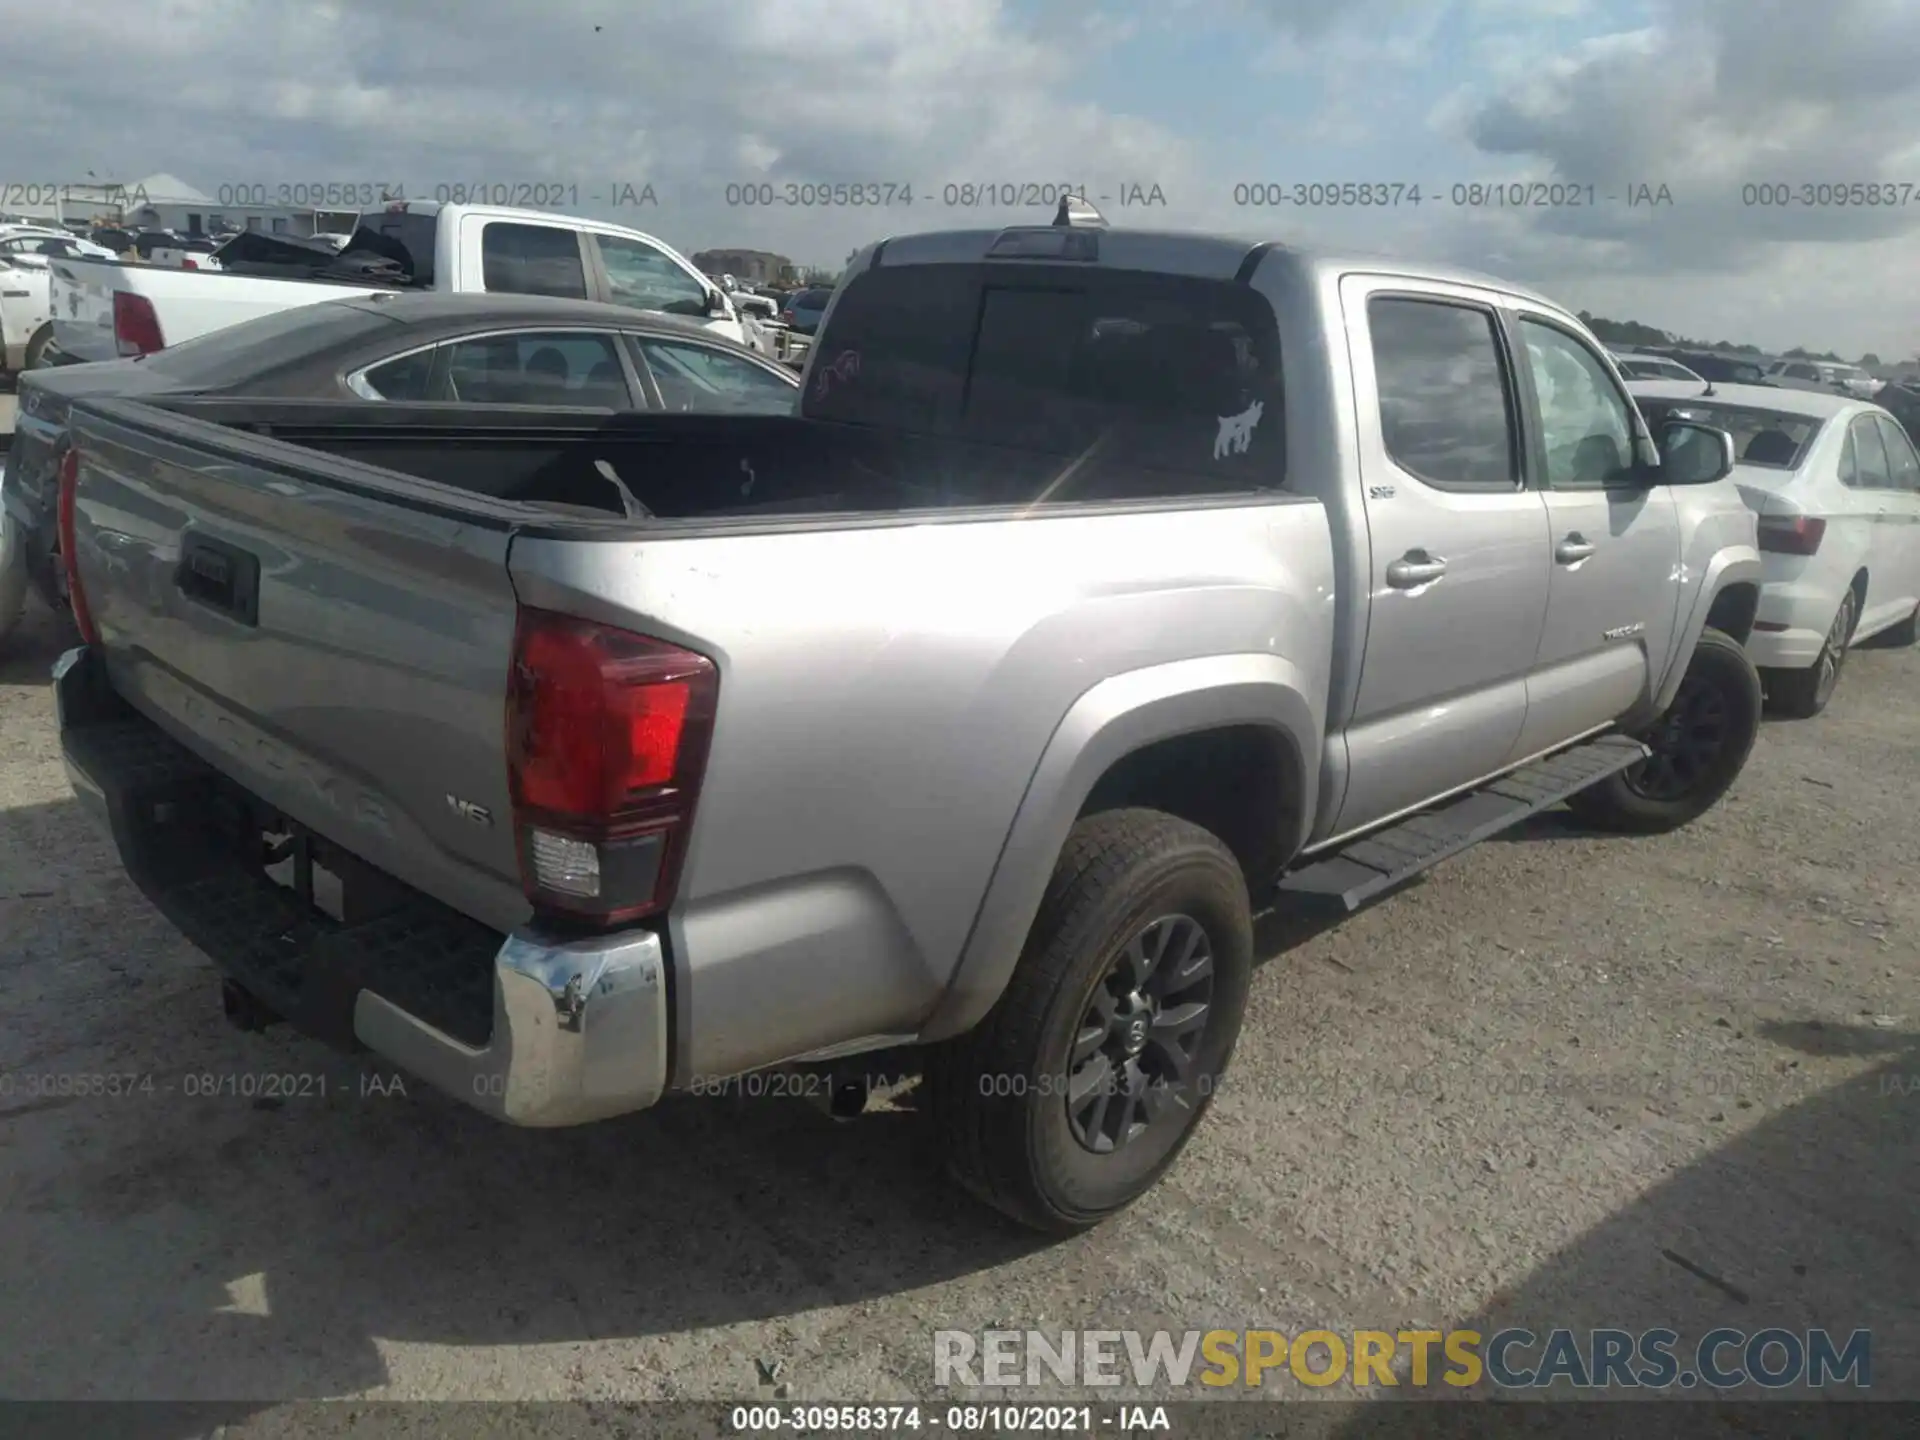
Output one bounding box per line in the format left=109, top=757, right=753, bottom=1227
left=53, top=212, right=1764, bottom=1233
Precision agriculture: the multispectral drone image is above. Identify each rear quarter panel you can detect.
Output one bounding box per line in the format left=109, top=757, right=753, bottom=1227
left=510, top=498, right=1334, bottom=1080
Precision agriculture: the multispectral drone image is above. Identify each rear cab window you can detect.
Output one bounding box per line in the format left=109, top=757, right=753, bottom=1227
left=480, top=222, right=589, bottom=299
left=802, top=261, right=1284, bottom=503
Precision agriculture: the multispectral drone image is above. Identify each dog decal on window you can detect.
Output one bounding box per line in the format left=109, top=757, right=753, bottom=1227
left=1214, top=400, right=1264, bottom=459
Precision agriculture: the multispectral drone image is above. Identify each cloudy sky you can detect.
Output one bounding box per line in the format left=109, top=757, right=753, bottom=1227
left=4, top=0, right=1917, bottom=358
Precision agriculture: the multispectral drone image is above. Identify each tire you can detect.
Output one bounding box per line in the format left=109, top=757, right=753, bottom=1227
left=924, top=808, right=1253, bottom=1234
left=1566, top=628, right=1762, bottom=834
left=1763, top=587, right=1856, bottom=719
left=1882, top=603, right=1918, bottom=648
left=21, top=324, right=52, bottom=373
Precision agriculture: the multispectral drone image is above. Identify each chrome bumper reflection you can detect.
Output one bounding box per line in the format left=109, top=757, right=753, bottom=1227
left=354, top=926, right=669, bottom=1127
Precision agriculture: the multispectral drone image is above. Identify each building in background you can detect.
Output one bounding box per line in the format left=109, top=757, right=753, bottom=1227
left=121, top=173, right=304, bottom=237
left=0, top=179, right=133, bottom=228
left=692, top=248, right=793, bottom=286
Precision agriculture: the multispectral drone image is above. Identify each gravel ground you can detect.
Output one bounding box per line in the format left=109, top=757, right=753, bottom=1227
left=0, top=595, right=1913, bottom=1437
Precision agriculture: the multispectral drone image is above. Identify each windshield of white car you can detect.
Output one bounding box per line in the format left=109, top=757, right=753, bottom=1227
left=1636, top=400, right=1824, bottom=469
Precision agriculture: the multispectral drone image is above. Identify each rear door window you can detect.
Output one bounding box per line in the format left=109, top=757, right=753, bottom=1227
left=1370, top=298, right=1519, bottom=491
left=804, top=263, right=1283, bottom=498
left=441, top=330, right=631, bottom=405
left=481, top=223, right=589, bottom=299
left=354, top=347, right=443, bottom=401
left=635, top=337, right=796, bottom=414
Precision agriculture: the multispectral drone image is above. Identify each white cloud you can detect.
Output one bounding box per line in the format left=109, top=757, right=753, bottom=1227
left=0, top=0, right=1190, bottom=266
left=1, top=0, right=1913, bottom=354
left=1405, top=0, right=1920, bottom=353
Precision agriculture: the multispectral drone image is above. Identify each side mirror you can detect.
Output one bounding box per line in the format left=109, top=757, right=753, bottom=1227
left=706, top=288, right=733, bottom=318
left=1657, top=419, right=1736, bottom=486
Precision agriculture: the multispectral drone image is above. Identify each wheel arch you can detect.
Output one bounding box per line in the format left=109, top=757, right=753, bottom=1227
left=1702, top=579, right=1761, bottom=647
left=916, top=653, right=1321, bottom=1043
left=1649, top=546, right=1764, bottom=716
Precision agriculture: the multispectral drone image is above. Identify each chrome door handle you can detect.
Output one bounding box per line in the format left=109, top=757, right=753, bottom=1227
left=1555, top=535, right=1596, bottom=564
left=1386, top=551, right=1448, bottom=588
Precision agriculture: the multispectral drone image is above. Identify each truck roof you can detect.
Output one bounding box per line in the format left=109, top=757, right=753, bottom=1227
left=868, top=225, right=1570, bottom=315
left=378, top=198, right=673, bottom=239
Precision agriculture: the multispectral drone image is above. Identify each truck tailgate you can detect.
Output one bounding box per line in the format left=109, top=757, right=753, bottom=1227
left=50, top=256, right=359, bottom=362
left=65, top=397, right=536, bottom=935
left=47, top=258, right=124, bottom=363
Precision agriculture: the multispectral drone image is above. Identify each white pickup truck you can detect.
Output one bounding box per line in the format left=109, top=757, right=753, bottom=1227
left=48, top=201, right=748, bottom=364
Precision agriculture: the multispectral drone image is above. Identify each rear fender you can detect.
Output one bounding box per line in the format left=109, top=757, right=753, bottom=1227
left=916, top=653, right=1321, bottom=1042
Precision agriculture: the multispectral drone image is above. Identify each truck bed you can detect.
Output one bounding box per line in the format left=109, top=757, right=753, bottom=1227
left=129, top=394, right=1288, bottom=521
left=63, top=392, right=1331, bottom=1081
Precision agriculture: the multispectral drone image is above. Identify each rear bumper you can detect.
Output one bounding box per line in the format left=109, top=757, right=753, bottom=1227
left=55, top=646, right=669, bottom=1127
left=1748, top=575, right=1848, bottom=669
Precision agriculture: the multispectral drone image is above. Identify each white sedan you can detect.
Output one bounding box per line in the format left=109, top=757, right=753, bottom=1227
left=0, top=229, right=117, bottom=373
left=1630, top=379, right=1920, bottom=717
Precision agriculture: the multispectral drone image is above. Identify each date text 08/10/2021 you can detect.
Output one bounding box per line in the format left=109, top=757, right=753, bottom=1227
left=1227, top=181, right=1676, bottom=208
left=199, top=180, right=1168, bottom=211
left=209, top=182, right=659, bottom=210
left=729, top=1404, right=1165, bottom=1433
left=0, top=1070, right=407, bottom=1102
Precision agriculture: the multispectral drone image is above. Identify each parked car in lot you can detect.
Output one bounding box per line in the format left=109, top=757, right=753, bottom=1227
left=1877, top=377, right=1920, bottom=447
left=47, top=200, right=750, bottom=367
left=1630, top=379, right=1920, bottom=716
left=132, top=231, right=225, bottom=270
left=1763, top=358, right=1881, bottom=399
left=0, top=226, right=117, bottom=262
left=779, top=285, right=833, bottom=335
left=54, top=215, right=1763, bottom=1234
left=1611, top=351, right=1704, bottom=385
left=0, top=290, right=797, bottom=651
left=87, top=227, right=138, bottom=257
left=1658, top=350, right=1773, bottom=386
left=0, top=228, right=119, bottom=376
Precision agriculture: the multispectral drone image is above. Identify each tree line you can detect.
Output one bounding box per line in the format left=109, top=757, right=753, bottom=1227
left=1576, top=310, right=1888, bottom=368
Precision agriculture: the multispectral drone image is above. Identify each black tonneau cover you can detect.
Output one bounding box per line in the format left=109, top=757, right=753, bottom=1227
left=211, top=226, right=418, bottom=286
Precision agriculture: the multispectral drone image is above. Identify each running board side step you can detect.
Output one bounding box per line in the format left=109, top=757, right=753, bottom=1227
left=1277, top=733, right=1650, bottom=915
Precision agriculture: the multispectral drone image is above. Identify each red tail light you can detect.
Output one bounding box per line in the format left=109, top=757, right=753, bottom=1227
left=1757, top=514, right=1826, bottom=555
left=112, top=292, right=165, bottom=356
left=505, top=608, right=718, bottom=926
left=56, top=449, right=101, bottom=645
left=181, top=257, right=199, bottom=271
left=781, top=309, right=794, bottom=324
